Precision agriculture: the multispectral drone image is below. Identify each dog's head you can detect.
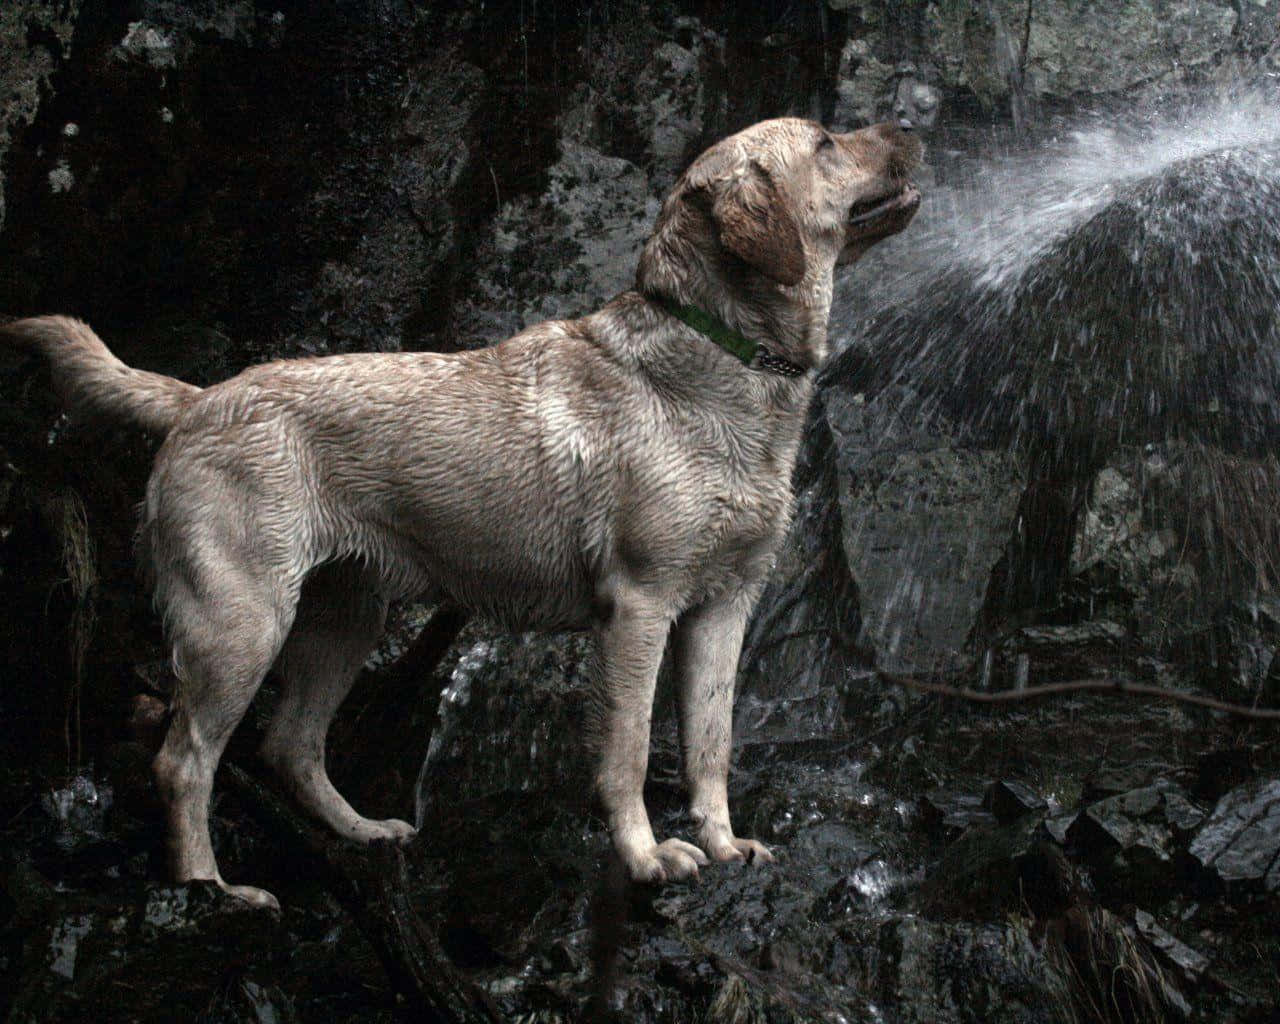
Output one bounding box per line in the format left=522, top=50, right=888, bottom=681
left=638, top=118, right=921, bottom=365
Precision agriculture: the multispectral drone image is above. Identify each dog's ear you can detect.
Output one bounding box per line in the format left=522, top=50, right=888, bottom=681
left=702, top=158, right=806, bottom=287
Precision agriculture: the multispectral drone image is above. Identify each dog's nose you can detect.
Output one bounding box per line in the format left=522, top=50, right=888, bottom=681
left=898, top=118, right=914, bottom=133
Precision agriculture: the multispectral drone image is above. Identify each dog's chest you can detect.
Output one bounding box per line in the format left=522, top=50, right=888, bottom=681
left=693, top=467, right=792, bottom=587
left=621, top=427, right=796, bottom=604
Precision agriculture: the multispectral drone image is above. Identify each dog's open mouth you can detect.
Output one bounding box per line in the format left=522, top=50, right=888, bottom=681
left=846, top=183, right=921, bottom=240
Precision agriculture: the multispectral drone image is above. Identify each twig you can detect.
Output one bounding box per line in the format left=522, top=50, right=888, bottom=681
left=881, top=672, right=1280, bottom=722
left=742, top=561, right=821, bottom=668
left=748, top=627, right=833, bottom=660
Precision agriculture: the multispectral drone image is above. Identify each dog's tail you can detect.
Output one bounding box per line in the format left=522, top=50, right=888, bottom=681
left=1, top=316, right=201, bottom=436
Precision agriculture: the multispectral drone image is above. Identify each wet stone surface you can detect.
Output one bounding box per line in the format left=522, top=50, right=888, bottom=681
left=3, top=639, right=1280, bottom=1022
left=1067, top=779, right=1206, bottom=899
left=1188, top=778, right=1280, bottom=893
left=7, top=643, right=1278, bottom=1022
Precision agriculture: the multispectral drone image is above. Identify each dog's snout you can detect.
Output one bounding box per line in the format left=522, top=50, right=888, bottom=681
left=849, top=120, right=917, bottom=148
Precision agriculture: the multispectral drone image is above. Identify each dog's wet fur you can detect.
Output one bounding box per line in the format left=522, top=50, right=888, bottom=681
left=4, top=118, right=921, bottom=909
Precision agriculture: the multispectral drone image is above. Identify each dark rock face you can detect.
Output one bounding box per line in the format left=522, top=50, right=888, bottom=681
left=1068, top=779, right=1205, bottom=899
left=0, top=4, right=484, bottom=357
left=834, top=139, right=1280, bottom=466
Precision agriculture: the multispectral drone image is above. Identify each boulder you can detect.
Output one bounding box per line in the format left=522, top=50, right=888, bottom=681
left=1069, top=780, right=1206, bottom=898
left=1188, top=777, right=1280, bottom=894
left=824, top=383, right=1023, bottom=673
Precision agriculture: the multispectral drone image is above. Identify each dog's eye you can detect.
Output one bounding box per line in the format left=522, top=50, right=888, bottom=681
left=817, top=133, right=835, bottom=152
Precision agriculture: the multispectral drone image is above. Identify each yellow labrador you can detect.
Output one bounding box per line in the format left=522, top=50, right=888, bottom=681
left=4, top=117, right=921, bottom=910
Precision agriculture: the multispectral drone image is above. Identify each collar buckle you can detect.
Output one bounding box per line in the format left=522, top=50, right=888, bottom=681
left=754, top=349, right=808, bottom=377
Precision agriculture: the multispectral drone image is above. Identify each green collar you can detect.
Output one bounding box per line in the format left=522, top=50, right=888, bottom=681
left=653, top=296, right=808, bottom=378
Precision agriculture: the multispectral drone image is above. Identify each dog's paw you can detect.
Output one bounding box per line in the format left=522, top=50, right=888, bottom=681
left=218, top=880, right=281, bottom=914
left=347, top=817, right=418, bottom=844
left=697, top=824, right=775, bottom=866
left=712, top=836, right=775, bottom=866
left=625, top=838, right=710, bottom=884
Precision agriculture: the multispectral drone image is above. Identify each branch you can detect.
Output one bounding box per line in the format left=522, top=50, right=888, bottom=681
left=223, top=764, right=503, bottom=1023
left=880, top=672, right=1280, bottom=722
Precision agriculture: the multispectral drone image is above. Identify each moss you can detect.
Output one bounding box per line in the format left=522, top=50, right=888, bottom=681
left=0, top=2, right=81, bottom=233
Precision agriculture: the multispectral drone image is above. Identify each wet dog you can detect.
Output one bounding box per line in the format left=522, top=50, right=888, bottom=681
left=4, top=117, right=921, bottom=909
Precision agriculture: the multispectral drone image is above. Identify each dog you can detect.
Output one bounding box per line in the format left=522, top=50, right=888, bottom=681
left=3, top=117, right=921, bottom=910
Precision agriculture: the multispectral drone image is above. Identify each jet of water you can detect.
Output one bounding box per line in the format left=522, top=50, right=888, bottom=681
left=833, top=88, right=1280, bottom=338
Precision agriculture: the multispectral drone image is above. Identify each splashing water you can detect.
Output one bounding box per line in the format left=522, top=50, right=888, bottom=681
left=835, top=89, right=1280, bottom=325
left=829, top=88, right=1280, bottom=468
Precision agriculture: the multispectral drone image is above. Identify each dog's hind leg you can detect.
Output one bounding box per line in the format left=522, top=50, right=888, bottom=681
left=150, top=555, right=296, bottom=912
left=261, top=562, right=417, bottom=845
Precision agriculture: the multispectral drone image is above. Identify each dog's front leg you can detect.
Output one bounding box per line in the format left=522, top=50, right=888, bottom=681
left=671, top=592, right=774, bottom=866
left=594, top=583, right=708, bottom=883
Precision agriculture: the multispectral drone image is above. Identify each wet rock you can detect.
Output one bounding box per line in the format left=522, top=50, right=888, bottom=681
left=733, top=667, right=882, bottom=756
left=819, top=856, right=902, bottom=919
left=1082, top=761, right=1164, bottom=801
left=1193, top=745, right=1255, bottom=803
left=201, top=977, right=300, bottom=1024
left=991, top=620, right=1130, bottom=688
left=308, top=52, right=484, bottom=353
left=918, top=0, right=1241, bottom=111
left=1133, top=909, right=1208, bottom=986
left=832, top=37, right=896, bottom=130
left=629, top=22, right=724, bottom=192
left=114, top=20, right=181, bottom=69
left=1187, top=777, right=1280, bottom=894
left=1016, top=0, right=1239, bottom=100
left=832, top=133, right=1280, bottom=642
left=746, top=762, right=885, bottom=866
left=1064, top=446, right=1280, bottom=689
left=1044, top=905, right=1192, bottom=1023
left=415, top=630, right=594, bottom=819
left=921, top=815, right=1047, bottom=914
left=1041, top=813, right=1075, bottom=846
left=40, top=773, right=113, bottom=853
left=919, top=790, right=997, bottom=840
left=823, top=383, right=1024, bottom=673
left=889, top=63, right=941, bottom=129
left=738, top=410, right=866, bottom=703
left=1071, top=462, right=1177, bottom=581
left=871, top=916, right=1061, bottom=1024
left=1069, top=779, right=1206, bottom=897
left=138, top=882, right=258, bottom=936
left=455, top=139, right=655, bottom=344
left=0, top=1, right=79, bottom=234
left=983, top=779, right=1048, bottom=823
left=2, top=879, right=305, bottom=1022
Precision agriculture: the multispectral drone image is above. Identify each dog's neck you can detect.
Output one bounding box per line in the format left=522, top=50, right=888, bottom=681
left=636, top=217, right=835, bottom=371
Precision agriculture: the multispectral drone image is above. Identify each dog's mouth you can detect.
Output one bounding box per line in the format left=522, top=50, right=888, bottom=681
left=845, top=182, right=921, bottom=241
